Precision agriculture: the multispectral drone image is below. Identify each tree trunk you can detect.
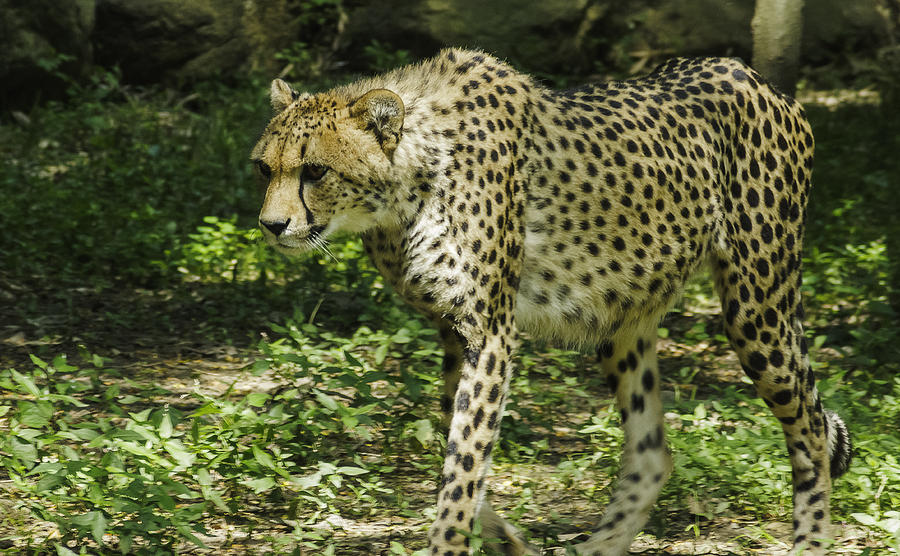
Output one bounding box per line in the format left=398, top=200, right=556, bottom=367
left=751, top=0, right=805, bottom=95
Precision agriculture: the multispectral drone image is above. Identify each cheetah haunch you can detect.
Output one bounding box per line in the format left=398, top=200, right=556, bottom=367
left=251, top=49, right=852, bottom=555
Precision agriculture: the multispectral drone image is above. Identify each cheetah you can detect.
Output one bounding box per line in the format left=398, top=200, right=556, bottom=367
left=250, top=48, right=852, bottom=555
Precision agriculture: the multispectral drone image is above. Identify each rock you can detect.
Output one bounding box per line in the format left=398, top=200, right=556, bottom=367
left=640, top=0, right=754, bottom=61
left=641, top=0, right=895, bottom=66
left=92, top=0, right=308, bottom=85
left=344, top=0, right=609, bottom=76
left=93, top=0, right=221, bottom=84
left=0, top=0, right=95, bottom=110
left=343, top=0, right=897, bottom=79
left=94, top=0, right=253, bottom=85
left=803, top=0, right=896, bottom=64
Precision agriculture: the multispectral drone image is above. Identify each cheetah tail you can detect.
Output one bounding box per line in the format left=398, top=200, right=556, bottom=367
left=825, top=409, right=852, bottom=478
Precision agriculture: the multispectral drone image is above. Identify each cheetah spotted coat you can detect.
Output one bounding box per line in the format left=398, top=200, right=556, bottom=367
left=251, top=48, right=852, bottom=555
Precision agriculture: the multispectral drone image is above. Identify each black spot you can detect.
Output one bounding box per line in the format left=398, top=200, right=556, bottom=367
left=464, top=348, right=480, bottom=367
left=741, top=321, right=757, bottom=341
left=725, top=299, right=740, bottom=324
left=769, top=349, right=784, bottom=367
left=487, top=411, right=498, bottom=429
left=462, top=454, right=474, bottom=471
left=607, top=373, right=619, bottom=391
left=773, top=389, right=793, bottom=405
left=637, top=425, right=664, bottom=453
left=450, top=485, right=463, bottom=501
left=485, top=352, right=496, bottom=374
left=488, top=384, right=500, bottom=403
left=748, top=351, right=767, bottom=373
left=599, top=341, right=614, bottom=359
left=444, top=527, right=457, bottom=542
left=631, top=393, right=645, bottom=412
left=749, top=159, right=760, bottom=179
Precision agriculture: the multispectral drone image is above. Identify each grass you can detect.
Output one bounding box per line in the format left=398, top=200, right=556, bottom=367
left=1, top=62, right=899, bottom=554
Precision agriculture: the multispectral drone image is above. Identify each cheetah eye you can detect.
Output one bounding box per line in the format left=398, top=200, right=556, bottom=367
left=301, top=163, right=328, bottom=182
left=255, top=160, right=272, bottom=180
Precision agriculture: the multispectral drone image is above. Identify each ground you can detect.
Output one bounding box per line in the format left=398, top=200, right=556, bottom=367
left=0, top=277, right=886, bottom=555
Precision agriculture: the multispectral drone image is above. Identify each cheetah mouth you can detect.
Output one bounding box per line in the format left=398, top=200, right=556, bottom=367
left=272, top=225, right=328, bottom=252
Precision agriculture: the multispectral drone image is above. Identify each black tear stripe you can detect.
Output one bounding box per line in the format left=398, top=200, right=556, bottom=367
left=298, top=180, right=317, bottom=230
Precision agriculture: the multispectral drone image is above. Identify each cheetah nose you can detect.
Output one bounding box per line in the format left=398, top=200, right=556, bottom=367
left=261, top=218, right=290, bottom=237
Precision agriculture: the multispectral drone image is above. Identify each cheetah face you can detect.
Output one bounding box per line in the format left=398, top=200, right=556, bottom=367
left=251, top=80, right=405, bottom=256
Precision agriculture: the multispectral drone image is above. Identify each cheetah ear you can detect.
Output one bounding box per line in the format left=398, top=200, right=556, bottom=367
left=270, top=78, right=301, bottom=113
left=350, top=88, right=405, bottom=160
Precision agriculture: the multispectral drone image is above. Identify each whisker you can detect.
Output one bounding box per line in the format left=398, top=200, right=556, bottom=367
left=321, top=243, right=338, bottom=263
left=311, top=233, right=338, bottom=262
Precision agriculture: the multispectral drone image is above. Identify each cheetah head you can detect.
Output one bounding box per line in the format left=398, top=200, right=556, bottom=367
left=251, top=79, right=405, bottom=255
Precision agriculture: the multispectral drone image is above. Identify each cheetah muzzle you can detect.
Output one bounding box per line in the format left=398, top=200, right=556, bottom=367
left=251, top=48, right=852, bottom=555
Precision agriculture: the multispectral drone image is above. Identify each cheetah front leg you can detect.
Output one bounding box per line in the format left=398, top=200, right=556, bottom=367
left=429, top=321, right=531, bottom=555
left=434, top=320, right=537, bottom=556
left=576, top=324, right=672, bottom=556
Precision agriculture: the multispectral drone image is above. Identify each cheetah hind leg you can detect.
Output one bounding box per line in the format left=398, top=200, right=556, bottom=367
left=574, top=325, right=672, bottom=556
left=478, top=502, right=540, bottom=556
